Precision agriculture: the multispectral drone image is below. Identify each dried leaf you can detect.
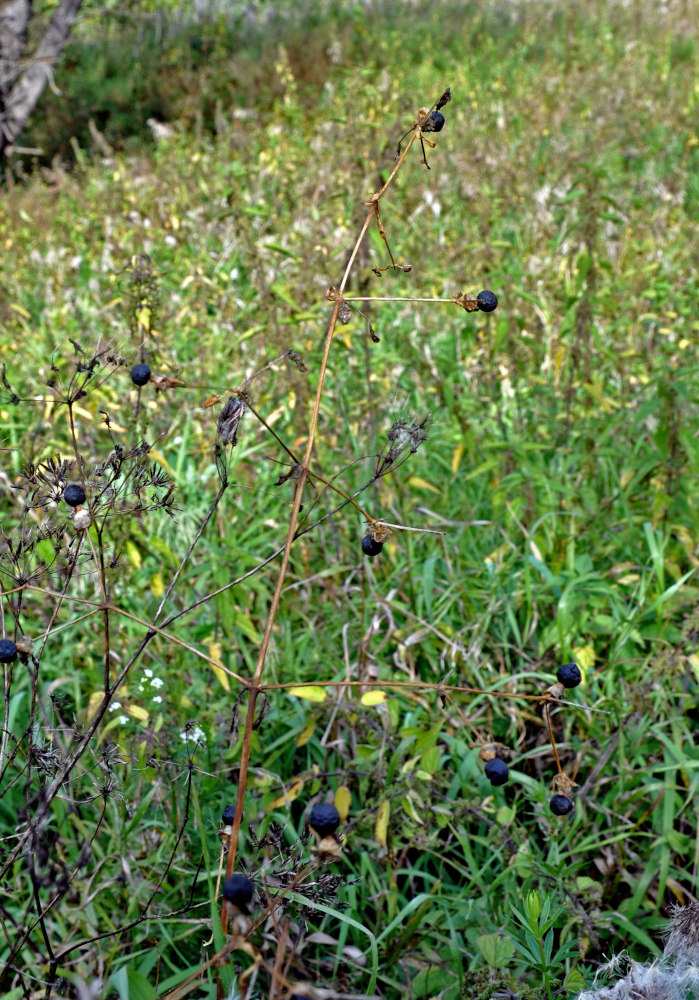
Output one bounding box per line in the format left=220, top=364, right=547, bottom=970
left=267, top=776, right=305, bottom=810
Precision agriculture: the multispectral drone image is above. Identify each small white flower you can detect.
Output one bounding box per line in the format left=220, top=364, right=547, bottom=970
left=150, top=677, right=164, bottom=689
left=152, top=695, right=163, bottom=704
left=110, top=701, right=122, bottom=711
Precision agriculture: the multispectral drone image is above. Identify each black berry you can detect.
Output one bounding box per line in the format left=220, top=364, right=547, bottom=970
left=361, top=534, right=383, bottom=558
left=424, top=110, right=445, bottom=132
left=477, top=290, right=498, bottom=313
left=63, top=484, right=86, bottom=507
left=484, top=757, right=509, bottom=786
left=550, top=795, right=574, bottom=816
left=309, top=802, right=341, bottom=838
left=222, top=873, right=254, bottom=912
left=131, top=363, right=151, bottom=386
left=0, top=639, right=18, bottom=664
left=557, top=662, right=582, bottom=688
left=221, top=805, right=236, bottom=824
left=291, top=995, right=313, bottom=1000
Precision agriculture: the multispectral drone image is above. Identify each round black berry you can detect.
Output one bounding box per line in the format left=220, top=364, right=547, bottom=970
left=557, top=662, right=582, bottom=688
left=550, top=795, right=574, bottom=816
left=309, top=802, right=341, bottom=838
left=131, top=363, right=151, bottom=386
left=477, top=290, right=498, bottom=313
left=484, top=757, right=509, bottom=786
left=222, top=873, right=254, bottom=912
left=426, top=110, right=445, bottom=132
left=291, top=995, right=313, bottom=1000
left=0, top=639, right=18, bottom=664
left=63, top=484, right=86, bottom=508
left=361, top=534, right=383, bottom=558
left=221, top=804, right=236, bottom=824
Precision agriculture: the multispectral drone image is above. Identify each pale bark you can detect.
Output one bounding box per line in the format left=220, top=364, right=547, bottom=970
left=0, top=0, right=83, bottom=157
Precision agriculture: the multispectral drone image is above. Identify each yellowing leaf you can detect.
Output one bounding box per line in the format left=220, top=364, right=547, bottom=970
left=87, top=691, right=104, bottom=724
left=407, top=476, right=440, bottom=494
left=451, top=443, right=464, bottom=475
left=287, top=685, right=327, bottom=703
left=335, top=785, right=351, bottom=819
left=267, top=777, right=304, bottom=811
left=375, top=799, right=390, bottom=847
left=296, top=718, right=316, bottom=747
left=125, top=540, right=142, bottom=569
left=137, top=305, right=152, bottom=332
left=10, top=303, right=31, bottom=319
left=571, top=644, right=595, bottom=677
left=150, top=572, right=164, bottom=598
left=208, top=642, right=230, bottom=692
left=126, top=704, right=149, bottom=722
left=360, top=689, right=386, bottom=706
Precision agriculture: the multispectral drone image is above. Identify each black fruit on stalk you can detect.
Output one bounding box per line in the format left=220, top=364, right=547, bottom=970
left=476, top=290, right=498, bottom=313
left=63, top=484, right=86, bottom=507
left=550, top=795, right=574, bottom=816
left=361, top=534, right=383, bottom=558
left=131, top=363, right=151, bottom=386
left=556, top=662, right=582, bottom=688
left=484, top=758, right=509, bottom=786
left=222, top=873, right=254, bottom=913
left=0, top=639, right=18, bottom=663
left=309, top=802, right=341, bottom=838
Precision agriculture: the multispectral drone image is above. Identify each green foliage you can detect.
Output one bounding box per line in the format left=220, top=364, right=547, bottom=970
left=1, top=0, right=699, bottom=998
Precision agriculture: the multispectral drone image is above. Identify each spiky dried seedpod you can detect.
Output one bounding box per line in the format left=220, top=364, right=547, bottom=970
left=0, top=639, right=18, bottom=664
left=222, top=873, right=254, bottom=913
left=15, top=636, right=34, bottom=656
left=63, top=484, right=86, bottom=507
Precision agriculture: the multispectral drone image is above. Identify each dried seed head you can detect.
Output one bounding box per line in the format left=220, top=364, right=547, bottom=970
left=73, top=509, right=92, bottom=531
left=338, top=301, right=352, bottom=325
left=551, top=772, right=578, bottom=797
left=375, top=415, right=431, bottom=478
left=478, top=742, right=509, bottom=763
left=217, top=395, right=248, bottom=447
left=665, top=901, right=699, bottom=961
left=435, top=87, right=452, bottom=110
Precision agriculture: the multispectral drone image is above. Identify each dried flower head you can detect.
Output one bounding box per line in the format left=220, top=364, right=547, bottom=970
left=217, top=393, right=249, bottom=447
left=374, top=414, right=431, bottom=478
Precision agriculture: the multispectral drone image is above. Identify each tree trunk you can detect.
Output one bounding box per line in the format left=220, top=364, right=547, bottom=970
left=0, top=0, right=83, bottom=158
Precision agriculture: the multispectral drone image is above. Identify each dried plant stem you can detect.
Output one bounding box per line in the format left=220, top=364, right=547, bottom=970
left=222, top=148, right=416, bottom=923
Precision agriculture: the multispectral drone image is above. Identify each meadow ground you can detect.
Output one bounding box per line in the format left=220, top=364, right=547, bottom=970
left=0, top=1, right=698, bottom=997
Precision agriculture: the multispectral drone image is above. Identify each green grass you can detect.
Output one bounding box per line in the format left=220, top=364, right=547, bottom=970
left=1, top=1, right=699, bottom=997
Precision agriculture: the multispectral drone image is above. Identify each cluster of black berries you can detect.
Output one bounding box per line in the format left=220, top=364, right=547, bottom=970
left=479, top=662, right=584, bottom=817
